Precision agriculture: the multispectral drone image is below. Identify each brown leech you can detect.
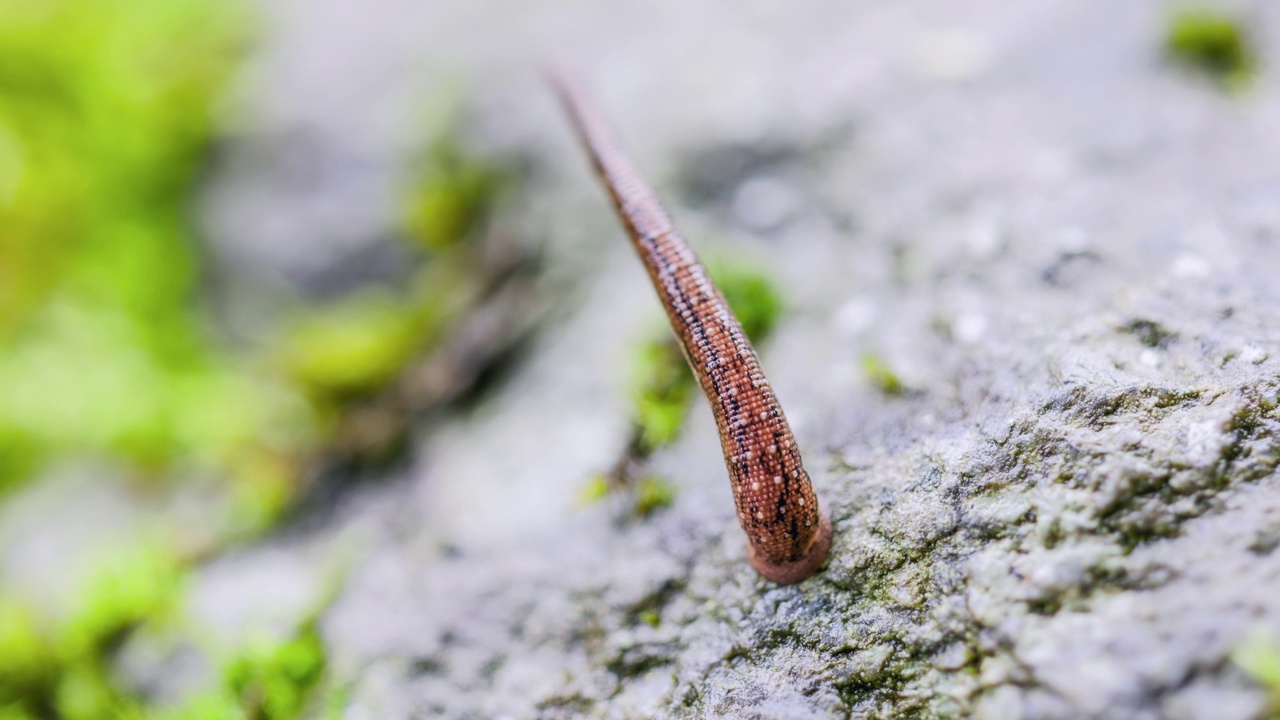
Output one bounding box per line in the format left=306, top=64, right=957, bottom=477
left=553, top=74, right=832, bottom=584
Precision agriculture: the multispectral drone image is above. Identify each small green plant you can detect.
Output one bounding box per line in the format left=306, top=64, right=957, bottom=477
left=282, top=291, right=424, bottom=402
left=401, top=136, right=512, bottom=252
left=631, top=259, right=783, bottom=454
left=1234, top=631, right=1280, bottom=717
left=633, top=339, right=698, bottom=452
left=633, top=476, right=676, bottom=517
left=586, top=257, right=781, bottom=517
left=0, top=543, right=182, bottom=719
left=225, top=623, right=327, bottom=720
left=578, top=474, right=614, bottom=506
left=861, top=353, right=906, bottom=396
left=1165, top=9, right=1256, bottom=88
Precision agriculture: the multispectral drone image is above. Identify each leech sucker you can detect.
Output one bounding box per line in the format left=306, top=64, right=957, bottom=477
left=552, top=73, right=832, bottom=585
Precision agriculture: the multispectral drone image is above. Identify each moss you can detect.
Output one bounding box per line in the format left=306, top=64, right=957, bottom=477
left=224, top=622, right=327, bottom=720
left=631, top=258, right=783, bottom=454
left=1120, top=319, right=1176, bottom=349
left=281, top=291, right=424, bottom=401
left=0, top=0, right=518, bottom=523
left=633, top=476, right=676, bottom=517
left=594, top=258, right=782, bottom=516
left=578, top=473, right=676, bottom=519
left=0, top=542, right=334, bottom=720
left=578, top=474, right=614, bottom=506
left=861, top=354, right=906, bottom=396
left=0, top=542, right=182, bottom=719
left=1233, top=632, right=1280, bottom=716
left=1165, top=10, right=1256, bottom=89
left=0, top=0, right=272, bottom=495
left=400, top=134, right=512, bottom=252
left=709, top=260, right=783, bottom=344
left=632, top=338, right=698, bottom=452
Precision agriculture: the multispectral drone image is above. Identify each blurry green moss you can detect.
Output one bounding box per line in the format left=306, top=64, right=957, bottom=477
left=633, top=476, right=676, bottom=517
left=577, top=473, right=675, bottom=518
left=578, top=474, right=613, bottom=506
left=282, top=292, right=423, bottom=401
left=400, top=136, right=510, bottom=252
left=709, top=260, right=784, bottom=345
left=639, top=609, right=661, bottom=628
left=0, top=543, right=181, bottom=719
left=224, top=448, right=303, bottom=538
left=0, top=0, right=323, bottom=506
left=64, top=544, right=182, bottom=656
left=224, top=622, right=326, bottom=720
left=279, top=256, right=479, bottom=412
left=0, top=597, right=54, bottom=714
left=633, top=339, right=698, bottom=452
left=631, top=258, right=783, bottom=453
left=149, top=621, right=328, bottom=720
left=861, top=353, right=906, bottom=396
left=1165, top=9, right=1256, bottom=88
left=1234, top=631, right=1280, bottom=716
left=321, top=683, right=352, bottom=720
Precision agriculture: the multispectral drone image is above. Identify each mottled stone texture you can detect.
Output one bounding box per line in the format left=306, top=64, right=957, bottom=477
left=194, top=0, right=1280, bottom=718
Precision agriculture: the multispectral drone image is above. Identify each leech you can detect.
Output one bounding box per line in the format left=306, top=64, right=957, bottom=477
left=552, top=73, right=832, bottom=584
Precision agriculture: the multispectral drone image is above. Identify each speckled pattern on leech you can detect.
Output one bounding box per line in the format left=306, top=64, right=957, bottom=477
left=554, top=73, right=831, bottom=584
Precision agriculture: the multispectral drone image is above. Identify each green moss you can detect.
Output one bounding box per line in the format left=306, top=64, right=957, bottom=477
left=145, top=620, right=329, bottom=720
left=633, top=476, right=676, bottom=517
left=578, top=474, right=613, bottom=506
left=631, top=259, right=783, bottom=453
left=1121, top=318, right=1176, bottom=349
left=709, top=260, right=783, bottom=344
left=281, top=291, right=423, bottom=401
left=0, top=0, right=517, bottom=510
left=1233, top=632, right=1280, bottom=716
left=578, top=473, right=676, bottom=518
left=1165, top=10, right=1256, bottom=88
left=225, top=622, right=326, bottom=720
left=0, top=0, right=323, bottom=523
left=633, top=339, right=697, bottom=452
left=861, top=354, right=906, bottom=396
left=401, top=136, right=511, bottom=252
left=0, top=542, right=182, bottom=719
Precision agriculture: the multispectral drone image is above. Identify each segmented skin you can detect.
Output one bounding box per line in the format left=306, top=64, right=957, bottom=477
left=553, top=74, right=831, bottom=584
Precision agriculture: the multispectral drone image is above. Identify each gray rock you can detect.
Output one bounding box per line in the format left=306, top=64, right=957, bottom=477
left=193, top=0, right=1280, bottom=717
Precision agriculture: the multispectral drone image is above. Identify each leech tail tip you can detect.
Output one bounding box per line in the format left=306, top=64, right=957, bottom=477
left=747, top=510, right=833, bottom=585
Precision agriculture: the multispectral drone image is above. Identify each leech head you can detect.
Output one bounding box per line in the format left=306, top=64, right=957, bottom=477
left=552, top=71, right=832, bottom=584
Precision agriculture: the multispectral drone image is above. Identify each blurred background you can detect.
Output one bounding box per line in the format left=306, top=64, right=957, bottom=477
left=1, top=0, right=1278, bottom=718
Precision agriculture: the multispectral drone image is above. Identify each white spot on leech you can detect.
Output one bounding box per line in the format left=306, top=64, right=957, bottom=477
left=760, top=411, right=769, bottom=420
left=742, top=451, right=755, bottom=461
left=751, top=481, right=760, bottom=491
left=767, top=445, right=777, bottom=455
left=773, top=476, right=782, bottom=484
left=782, top=439, right=791, bottom=448
left=805, top=520, right=812, bottom=527
left=756, top=512, right=764, bottom=520
left=798, top=497, right=806, bottom=506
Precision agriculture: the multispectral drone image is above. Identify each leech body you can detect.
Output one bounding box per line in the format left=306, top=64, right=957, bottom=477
left=553, top=74, right=832, bottom=584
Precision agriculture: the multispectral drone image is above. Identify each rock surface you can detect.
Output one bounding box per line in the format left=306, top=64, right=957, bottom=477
left=203, top=0, right=1280, bottom=718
